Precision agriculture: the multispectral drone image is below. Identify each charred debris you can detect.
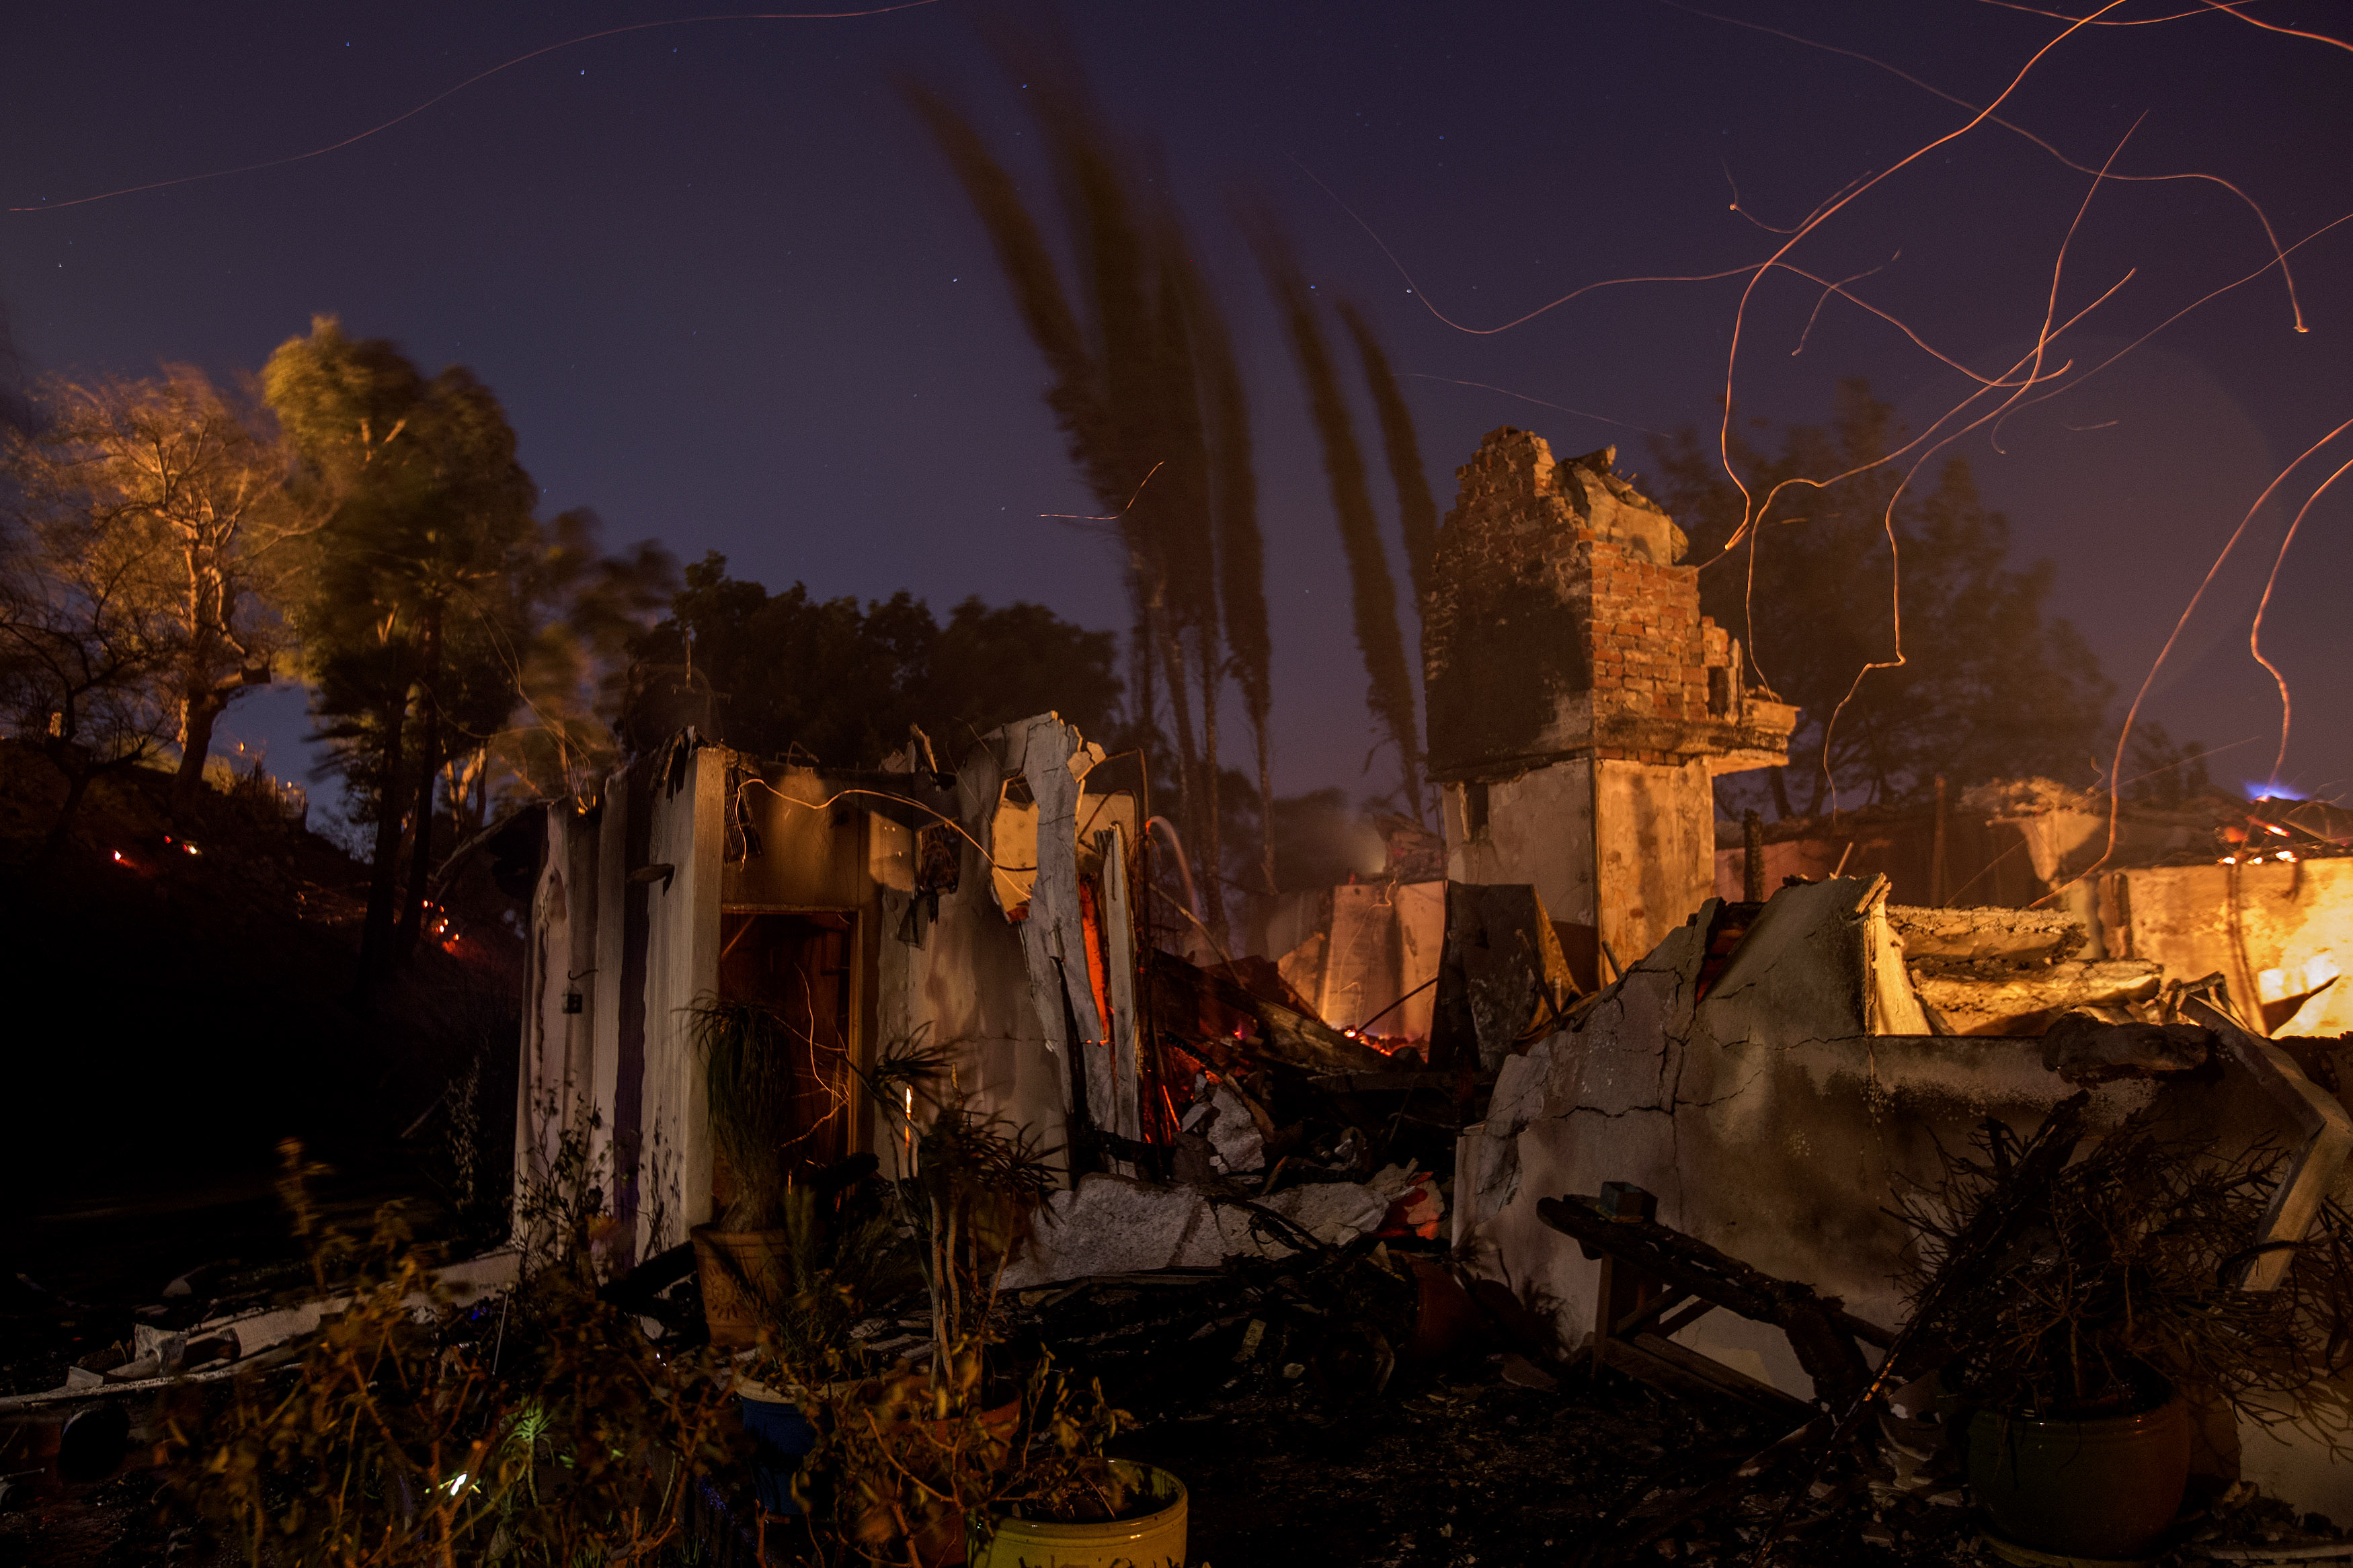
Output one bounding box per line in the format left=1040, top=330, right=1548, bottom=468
left=12, top=428, right=2353, bottom=1566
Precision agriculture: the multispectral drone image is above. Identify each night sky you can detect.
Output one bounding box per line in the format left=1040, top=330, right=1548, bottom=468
left=8, top=1, right=2350, bottom=816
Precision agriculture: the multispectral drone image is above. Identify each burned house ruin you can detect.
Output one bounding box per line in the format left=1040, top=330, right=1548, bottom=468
left=508, top=422, right=2353, bottom=1527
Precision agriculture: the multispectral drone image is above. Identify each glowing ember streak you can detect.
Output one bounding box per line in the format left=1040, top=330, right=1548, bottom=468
left=2249, top=452, right=2353, bottom=786
left=2074, top=415, right=2353, bottom=897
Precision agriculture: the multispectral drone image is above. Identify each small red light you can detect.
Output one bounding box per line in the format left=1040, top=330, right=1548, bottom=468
left=111, top=850, right=125, bottom=863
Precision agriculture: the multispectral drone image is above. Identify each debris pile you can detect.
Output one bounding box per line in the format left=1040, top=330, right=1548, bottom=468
left=1890, top=903, right=2164, bottom=1034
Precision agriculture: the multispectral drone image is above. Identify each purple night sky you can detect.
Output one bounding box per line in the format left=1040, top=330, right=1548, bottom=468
left=8, top=1, right=2350, bottom=816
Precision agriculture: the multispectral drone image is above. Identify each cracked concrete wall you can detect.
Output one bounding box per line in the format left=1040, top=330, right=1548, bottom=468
left=1458, top=874, right=2353, bottom=1512
left=1460, top=879, right=2091, bottom=1395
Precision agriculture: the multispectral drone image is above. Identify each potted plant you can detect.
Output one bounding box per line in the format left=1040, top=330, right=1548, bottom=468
left=773, top=1039, right=1173, bottom=1565
left=730, top=1157, right=906, bottom=1518
left=966, top=1365, right=1187, bottom=1568
left=689, top=997, right=799, bottom=1348
left=1897, top=1109, right=2353, bottom=1561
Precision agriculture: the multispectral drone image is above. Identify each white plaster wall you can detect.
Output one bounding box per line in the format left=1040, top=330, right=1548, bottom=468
left=635, top=748, right=723, bottom=1256
left=1320, top=884, right=1398, bottom=1032
left=1594, top=756, right=1715, bottom=969
left=514, top=811, right=568, bottom=1225
left=588, top=772, right=631, bottom=1193
left=1395, top=880, right=1444, bottom=1040
left=1445, top=766, right=1596, bottom=927
left=873, top=725, right=1074, bottom=1184
left=875, top=875, right=1069, bottom=1183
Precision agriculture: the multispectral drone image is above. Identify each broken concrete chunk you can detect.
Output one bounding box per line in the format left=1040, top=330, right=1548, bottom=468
left=1204, top=1081, right=1267, bottom=1175
left=1909, top=960, right=2163, bottom=1036
left=1499, top=1352, right=1558, bottom=1391
left=2040, top=1010, right=2212, bottom=1084
left=1366, top=1163, right=1447, bottom=1239
left=1887, top=905, right=2086, bottom=966
left=1000, top=1174, right=1388, bottom=1288
left=134, top=1323, right=186, bottom=1373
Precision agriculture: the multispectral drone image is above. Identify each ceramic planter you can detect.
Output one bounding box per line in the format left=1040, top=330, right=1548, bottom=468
left=967, top=1460, right=1187, bottom=1568
left=692, top=1227, right=790, bottom=1349
left=1966, top=1393, right=2192, bottom=1563
left=737, top=1395, right=819, bottom=1514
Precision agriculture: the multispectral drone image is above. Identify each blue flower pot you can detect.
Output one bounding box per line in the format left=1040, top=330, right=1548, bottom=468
left=739, top=1395, right=819, bottom=1515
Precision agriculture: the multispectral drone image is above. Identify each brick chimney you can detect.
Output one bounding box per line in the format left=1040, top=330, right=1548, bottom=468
left=1423, top=427, right=1797, bottom=983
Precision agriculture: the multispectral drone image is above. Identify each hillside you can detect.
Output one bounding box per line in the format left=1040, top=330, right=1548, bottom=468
left=0, top=741, right=528, bottom=1300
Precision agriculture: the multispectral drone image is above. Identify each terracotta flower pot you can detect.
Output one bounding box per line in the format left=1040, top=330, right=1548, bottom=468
left=1966, top=1393, right=2192, bottom=1562
left=968, top=1460, right=1187, bottom=1568
left=692, top=1226, right=789, bottom=1350
left=1401, top=1259, right=1478, bottom=1364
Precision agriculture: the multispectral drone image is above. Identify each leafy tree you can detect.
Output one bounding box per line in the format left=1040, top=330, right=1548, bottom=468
left=15, top=370, right=296, bottom=817
left=458, top=509, right=676, bottom=835
left=1648, top=380, right=2113, bottom=817
left=0, top=436, right=180, bottom=859
left=264, top=318, right=541, bottom=985
left=640, top=553, right=1120, bottom=768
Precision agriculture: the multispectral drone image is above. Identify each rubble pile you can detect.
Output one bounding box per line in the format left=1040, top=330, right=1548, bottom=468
left=1890, top=903, right=2165, bottom=1035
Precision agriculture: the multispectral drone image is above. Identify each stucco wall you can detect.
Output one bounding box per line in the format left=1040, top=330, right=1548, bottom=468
left=1445, top=766, right=1596, bottom=930
left=1460, top=882, right=2083, bottom=1372
left=514, top=807, right=602, bottom=1214
left=634, top=747, right=724, bottom=1257
left=588, top=769, right=632, bottom=1209
left=1595, top=756, right=1715, bottom=973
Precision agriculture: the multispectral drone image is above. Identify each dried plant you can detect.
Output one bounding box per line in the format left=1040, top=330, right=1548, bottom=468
left=692, top=995, right=801, bottom=1231
left=740, top=1036, right=1119, bottom=1564
left=1897, top=1111, right=2353, bottom=1440
left=756, top=1163, right=908, bottom=1368
left=174, top=1140, right=734, bottom=1567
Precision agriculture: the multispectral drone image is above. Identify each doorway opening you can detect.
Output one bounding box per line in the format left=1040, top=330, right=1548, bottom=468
left=716, top=911, right=856, bottom=1178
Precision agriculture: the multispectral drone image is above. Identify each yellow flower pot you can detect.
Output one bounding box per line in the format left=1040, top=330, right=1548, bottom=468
left=968, top=1461, right=1187, bottom=1568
